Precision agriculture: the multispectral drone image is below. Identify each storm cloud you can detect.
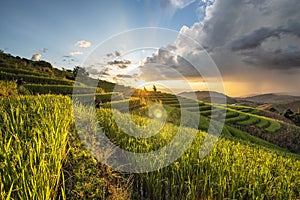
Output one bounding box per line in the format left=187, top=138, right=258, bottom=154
left=177, top=0, right=300, bottom=73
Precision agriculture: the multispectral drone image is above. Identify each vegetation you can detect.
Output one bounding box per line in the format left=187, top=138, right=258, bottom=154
left=0, top=95, right=72, bottom=199
left=0, top=71, right=74, bottom=85
left=24, top=84, right=97, bottom=95
left=0, top=51, right=300, bottom=199
left=283, top=109, right=300, bottom=126
left=0, top=81, right=18, bottom=98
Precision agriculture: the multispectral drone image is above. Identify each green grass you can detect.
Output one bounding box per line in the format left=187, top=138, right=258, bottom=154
left=256, top=118, right=271, bottom=129
left=103, top=98, right=143, bottom=112
left=24, top=84, right=98, bottom=95
left=236, top=116, right=260, bottom=126
left=0, top=95, right=72, bottom=199
left=225, top=111, right=239, bottom=118
left=226, top=114, right=250, bottom=123
left=0, top=66, right=50, bottom=77
left=224, top=126, right=296, bottom=155
left=1, top=92, right=299, bottom=199
left=0, top=71, right=74, bottom=85
left=89, top=107, right=300, bottom=199
left=265, top=120, right=282, bottom=133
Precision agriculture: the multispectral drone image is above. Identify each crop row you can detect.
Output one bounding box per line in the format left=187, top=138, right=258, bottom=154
left=102, top=98, right=144, bottom=112
left=0, top=66, right=49, bottom=77
left=0, top=71, right=74, bottom=85
left=85, top=107, right=300, bottom=199
left=24, top=84, right=97, bottom=95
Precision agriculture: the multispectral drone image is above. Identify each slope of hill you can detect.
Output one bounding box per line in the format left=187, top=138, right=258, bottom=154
left=1, top=51, right=300, bottom=199
left=179, top=91, right=237, bottom=104
left=239, top=93, right=300, bottom=103
left=0, top=51, right=127, bottom=94
left=257, top=100, right=300, bottom=113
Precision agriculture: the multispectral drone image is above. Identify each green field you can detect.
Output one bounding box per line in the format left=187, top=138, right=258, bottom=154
left=1, top=95, right=300, bottom=199
left=1, top=52, right=300, bottom=199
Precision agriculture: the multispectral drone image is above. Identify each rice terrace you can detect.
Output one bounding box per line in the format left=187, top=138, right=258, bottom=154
left=1, top=0, right=300, bottom=199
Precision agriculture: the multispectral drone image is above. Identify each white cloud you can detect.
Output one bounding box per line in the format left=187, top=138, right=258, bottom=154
left=160, top=0, right=195, bottom=19
left=169, top=0, right=195, bottom=9
left=69, top=51, right=83, bottom=56
left=31, top=54, right=41, bottom=61
left=75, top=40, right=91, bottom=48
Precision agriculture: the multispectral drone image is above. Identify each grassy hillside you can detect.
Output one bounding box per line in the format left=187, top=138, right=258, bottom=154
left=179, top=90, right=237, bottom=104
left=1, top=95, right=299, bottom=199
left=0, top=51, right=123, bottom=94
left=1, top=51, right=300, bottom=199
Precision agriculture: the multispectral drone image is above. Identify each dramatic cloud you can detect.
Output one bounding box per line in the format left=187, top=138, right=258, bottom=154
left=242, top=45, right=300, bottom=69
left=138, top=46, right=213, bottom=82
left=178, top=0, right=300, bottom=72
left=229, top=22, right=300, bottom=51
left=69, top=51, right=83, bottom=56
left=75, top=40, right=91, bottom=48
left=31, top=54, right=41, bottom=61
left=107, top=59, right=131, bottom=69
left=136, top=0, right=300, bottom=95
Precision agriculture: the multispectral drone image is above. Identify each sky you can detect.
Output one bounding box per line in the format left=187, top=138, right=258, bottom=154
left=1, top=0, right=300, bottom=97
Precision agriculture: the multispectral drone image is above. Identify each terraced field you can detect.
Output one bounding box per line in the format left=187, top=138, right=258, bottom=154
left=129, top=91, right=300, bottom=154
left=139, top=91, right=281, bottom=133
left=1, top=51, right=300, bottom=199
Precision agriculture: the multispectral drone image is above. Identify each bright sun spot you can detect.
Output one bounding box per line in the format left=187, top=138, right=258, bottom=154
left=154, top=109, right=163, bottom=118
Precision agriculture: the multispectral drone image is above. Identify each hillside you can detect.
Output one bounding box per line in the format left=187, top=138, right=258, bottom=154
left=0, top=51, right=125, bottom=94
left=256, top=100, right=300, bottom=113
left=179, top=90, right=237, bottom=104
left=0, top=51, right=300, bottom=199
left=238, top=93, right=300, bottom=103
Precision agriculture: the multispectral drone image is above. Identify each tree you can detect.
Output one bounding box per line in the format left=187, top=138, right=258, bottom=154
left=33, top=60, right=53, bottom=69
left=73, top=66, right=89, bottom=77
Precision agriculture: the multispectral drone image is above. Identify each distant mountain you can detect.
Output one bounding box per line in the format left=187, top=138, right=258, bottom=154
left=179, top=91, right=237, bottom=104
left=238, top=93, right=300, bottom=104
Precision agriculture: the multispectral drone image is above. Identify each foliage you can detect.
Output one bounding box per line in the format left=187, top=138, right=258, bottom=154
left=0, top=66, right=49, bottom=77
left=91, top=108, right=300, bottom=200
left=103, top=98, right=143, bottom=112
left=23, top=84, right=97, bottom=95
left=0, top=95, right=72, bottom=199
left=0, top=71, right=74, bottom=85
left=0, top=95, right=131, bottom=199
left=0, top=51, right=74, bottom=80
left=0, top=81, right=18, bottom=98
left=72, top=93, right=124, bottom=104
